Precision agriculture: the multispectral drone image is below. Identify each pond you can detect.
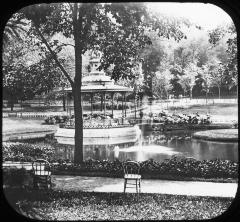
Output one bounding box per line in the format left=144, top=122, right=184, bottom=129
left=116, top=128, right=238, bottom=162
left=57, top=126, right=238, bottom=162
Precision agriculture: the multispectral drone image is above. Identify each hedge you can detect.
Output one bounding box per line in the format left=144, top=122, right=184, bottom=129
left=3, top=142, right=55, bottom=162
left=51, top=158, right=238, bottom=179
left=2, top=143, right=238, bottom=180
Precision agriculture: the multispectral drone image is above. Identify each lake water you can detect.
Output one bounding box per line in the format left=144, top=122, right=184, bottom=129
left=80, top=127, right=238, bottom=162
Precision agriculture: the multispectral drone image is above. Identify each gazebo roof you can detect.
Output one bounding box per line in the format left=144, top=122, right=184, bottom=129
left=64, top=84, right=133, bottom=93
left=61, top=55, right=133, bottom=93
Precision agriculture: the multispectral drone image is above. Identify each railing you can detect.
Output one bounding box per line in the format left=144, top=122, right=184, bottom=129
left=2, top=111, right=68, bottom=118
left=61, top=117, right=134, bottom=129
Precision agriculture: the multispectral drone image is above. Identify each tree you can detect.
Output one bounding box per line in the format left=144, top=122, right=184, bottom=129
left=141, top=32, right=166, bottom=98
left=208, top=22, right=237, bottom=97
left=3, top=49, right=64, bottom=110
left=179, top=62, right=199, bottom=99
left=19, top=3, right=186, bottom=163
left=198, top=59, right=224, bottom=102
left=3, top=13, right=28, bottom=49
left=169, top=64, right=184, bottom=97
left=153, top=70, right=172, bottom=99
left=3, top=28, right=69, bottom=111
left=209, top=63, right=226, bottom=99
left=226, top=23, right=237, bottom=98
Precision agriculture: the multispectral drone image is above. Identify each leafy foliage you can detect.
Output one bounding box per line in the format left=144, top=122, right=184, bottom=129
left=3, top=13, right=28, bottom=48
left=3, top=34, right=65, bottom=102
left=3, top=143, right=55, bottom=162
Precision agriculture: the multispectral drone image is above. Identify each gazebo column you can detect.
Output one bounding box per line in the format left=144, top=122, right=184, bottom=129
left=124, top=93, right=127, bottom=117
left=66, top=91, right=68, bottom=115
left=104, top=92, right=106, bottom=117
left=122, top=92, right=124, bottom=120
left=90, top=92, right=93, bottom=116
left=100, top=92, right=103, bottom=112
left=134, top=93, right=137, bottom=120
left=111, top=92, right=114, bottom=118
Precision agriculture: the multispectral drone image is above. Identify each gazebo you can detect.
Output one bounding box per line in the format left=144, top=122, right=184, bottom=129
left=55, top=54, right=141, bottom=149
left=63, top=56, right=133, bottom=120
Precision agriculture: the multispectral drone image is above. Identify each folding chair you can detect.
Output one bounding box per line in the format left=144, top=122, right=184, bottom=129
left=32, top=159, right=52, bottom=189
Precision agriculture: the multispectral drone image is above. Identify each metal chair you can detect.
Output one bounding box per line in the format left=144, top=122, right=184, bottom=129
left=122, top=161, right=141, bottom=194
left=32, top=159, right=52, bottom=189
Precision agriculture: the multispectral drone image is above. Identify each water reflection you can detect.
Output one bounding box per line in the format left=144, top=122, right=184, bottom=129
left=56, top=128, right=238, bottom=162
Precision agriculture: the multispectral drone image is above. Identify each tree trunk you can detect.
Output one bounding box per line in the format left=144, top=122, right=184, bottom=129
left=101, top=93, right=103, bottom=111
left=190, top=87, right=193, bottom=100
left=73, top=83, right=83, bottom=163
left=73, top=3, right=84, bottom=164
left=62, top=88, right=66, bottom=111
left=236, top=85, right=238, bottom=101
left=205, top=90, right=208, bottom=105
left=9, top=97, right=14, bottom=111
left=218, top=86, right=221, bottom=100
left=63, top=94, right=66, bottom=111
left=10, top=100, right=14, bottom=111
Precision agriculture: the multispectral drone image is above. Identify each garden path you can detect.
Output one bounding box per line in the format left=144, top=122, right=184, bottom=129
left=51, top=175, right=238, bottom=198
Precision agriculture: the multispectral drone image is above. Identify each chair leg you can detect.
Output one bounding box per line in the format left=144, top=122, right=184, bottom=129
left=48, top=176, right=52, bottom=189
left=124, top=179, right=127, bottom=193
left=136, top=180, right=138, bottom=194
left=33, top=177, right=38, bottom=189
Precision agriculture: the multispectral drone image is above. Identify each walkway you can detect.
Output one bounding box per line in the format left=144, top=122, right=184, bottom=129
left=52, top=175, right=238, bottom=198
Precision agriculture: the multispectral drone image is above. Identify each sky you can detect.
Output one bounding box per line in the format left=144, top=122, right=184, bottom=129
left=147, top=2, right=233, bottom=30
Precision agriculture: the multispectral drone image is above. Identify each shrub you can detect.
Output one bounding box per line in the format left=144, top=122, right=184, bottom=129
left=51, top=157, right=238, bottom=179
left=44, top=115, right=69, bottom=124
left=3, top=168, right=32, bottom=188
left=2, top=142, right=55, bottom=162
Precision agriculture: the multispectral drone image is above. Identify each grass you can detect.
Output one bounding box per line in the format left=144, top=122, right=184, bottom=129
left=193, top=129, right=238, bottom=142
left=4, top=188, right=233, bottom=220
left=170, top=103, right=238, bottom=117
left=2, top=118, right=57, bottom=134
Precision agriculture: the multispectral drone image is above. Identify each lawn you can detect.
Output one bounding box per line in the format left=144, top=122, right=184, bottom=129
left=169, top=103, right=238, bottom=120
left=2, top=118, right=57, bottom=134
left=4, top=188, right=234, bottom=220
left=193, top=129, right=238, bottom=142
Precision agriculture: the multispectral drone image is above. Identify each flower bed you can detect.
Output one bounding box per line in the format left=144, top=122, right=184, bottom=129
left=44, top=115, right=69, bottom=124
left=149, top=111, right=212, bottom=126
left=56, top=113, right=131, bottom=129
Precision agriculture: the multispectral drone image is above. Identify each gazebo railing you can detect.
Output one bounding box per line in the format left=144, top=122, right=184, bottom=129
left=61, top=117, right=133, bottom=129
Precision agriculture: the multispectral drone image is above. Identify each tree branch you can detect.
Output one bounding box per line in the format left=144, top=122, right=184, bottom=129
left=33, top=23, right=74, bottom=87
left=54, top=43, right=75, bottom=52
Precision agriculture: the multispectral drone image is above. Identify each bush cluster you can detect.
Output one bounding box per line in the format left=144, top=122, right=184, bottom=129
left=51, top=157, right=238, bottom=179
left=139, top=157, right=238, bottom=178
left=3, top=142, right=55, bottom=162
left=149, top=111, right=211, bottom=125
left=44, top=115, right=69, bottom=124
left=3, top=168, right=31, bottom=188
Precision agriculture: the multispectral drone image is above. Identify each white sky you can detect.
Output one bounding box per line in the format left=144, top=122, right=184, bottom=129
left=147, top=2, right=233, bottom=30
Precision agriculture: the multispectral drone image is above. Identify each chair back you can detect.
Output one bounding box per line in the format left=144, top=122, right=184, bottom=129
left=32, top=159, right=51, bottom=176
left=123, top=161, right=140, bottom=175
